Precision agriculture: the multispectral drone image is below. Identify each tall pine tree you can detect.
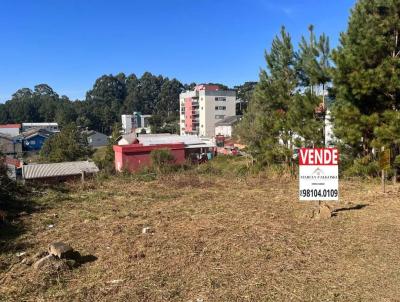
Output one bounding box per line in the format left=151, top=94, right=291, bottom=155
left=332, top=0, right=400, bottom=157
left=237, top=26, right=329, bottom=165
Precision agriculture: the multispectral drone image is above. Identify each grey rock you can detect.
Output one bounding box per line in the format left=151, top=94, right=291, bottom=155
left=317, top=204, right=332, bottom=220
left=48, top=242, right=74, bottom=259
left=33, top=254, right=55, bottom=270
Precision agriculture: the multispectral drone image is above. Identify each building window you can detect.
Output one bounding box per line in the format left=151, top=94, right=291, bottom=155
left=215, top=97, right=218, bottom=101
left=215, top=106, right=226, bottom=110
left=215, top=115, right=225, bottom=119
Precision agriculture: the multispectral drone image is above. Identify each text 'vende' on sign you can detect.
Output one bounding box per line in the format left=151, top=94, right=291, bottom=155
left=299, top=148, right=339, bottom=201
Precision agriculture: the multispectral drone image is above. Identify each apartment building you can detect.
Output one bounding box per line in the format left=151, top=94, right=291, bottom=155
left=121, top=112, right=152, bottom=134
left=179, top=85, right=236, bottom=137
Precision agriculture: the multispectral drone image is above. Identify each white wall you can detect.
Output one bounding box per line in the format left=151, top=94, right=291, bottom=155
left=0, top=128, right=19, bottom=137
left=215, top=125, right=233, bottom=137
left=122, top=115, right=133, bottom=134
left=325, top=109, right=335, bottom=147
left=201, top=93, right=236, bottom=137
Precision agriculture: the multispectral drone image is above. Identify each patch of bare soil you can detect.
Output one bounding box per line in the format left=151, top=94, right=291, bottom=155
left=1, top=173, right=400, bottom=301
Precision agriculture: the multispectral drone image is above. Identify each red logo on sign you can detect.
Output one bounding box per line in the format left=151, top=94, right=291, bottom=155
left=299, top=148, right=339, bottom=166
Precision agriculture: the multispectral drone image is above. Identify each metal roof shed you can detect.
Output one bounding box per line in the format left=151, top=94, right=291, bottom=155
left=22, top=161, right=99, bottom=183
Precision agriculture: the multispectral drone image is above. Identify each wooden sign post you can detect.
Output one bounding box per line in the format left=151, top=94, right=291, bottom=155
left=379, top=148, right=390, bottom=193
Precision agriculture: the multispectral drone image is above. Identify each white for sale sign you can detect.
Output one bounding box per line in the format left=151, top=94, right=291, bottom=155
left=299, top=148, right=339, bottom=201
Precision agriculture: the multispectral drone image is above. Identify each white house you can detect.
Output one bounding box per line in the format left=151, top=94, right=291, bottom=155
left=215, top=116, right=242, bottom=137
left=0, top=124, right=21, bottom=137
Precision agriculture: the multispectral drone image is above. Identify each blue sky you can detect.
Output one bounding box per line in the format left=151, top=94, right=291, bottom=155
left=0, top=0, right=355, bottom=102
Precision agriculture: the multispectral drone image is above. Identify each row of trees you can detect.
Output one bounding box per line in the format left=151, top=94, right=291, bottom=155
left=0, top=73, right=186, bottom=134
left=0, top=74, right=251, bottom=135
left=237, top=0, right=400, bottom=172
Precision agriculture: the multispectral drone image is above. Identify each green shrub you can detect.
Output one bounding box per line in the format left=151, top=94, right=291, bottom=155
left=196, top=163, right=223, bottom=175
left=344, top=156, right=380, bottom=178
left=150, top=149, right=175, bottom=173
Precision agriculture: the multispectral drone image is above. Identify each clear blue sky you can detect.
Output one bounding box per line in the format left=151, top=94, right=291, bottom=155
left=0, top=0, right=355, bottom=102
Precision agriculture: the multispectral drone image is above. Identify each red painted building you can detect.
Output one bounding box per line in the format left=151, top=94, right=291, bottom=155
left=184, top=97, right=193, bottom=132
left=113, top=143, right=186, bottom=172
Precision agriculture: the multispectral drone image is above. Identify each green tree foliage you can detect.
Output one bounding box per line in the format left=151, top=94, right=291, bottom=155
left=0, top=73, right=189, bottom=135
left=332, top=0, right=400, bottom=157
left=94, top=123, right=121, bottom=173
left=39, top=123, right=93, bottom=162
left=0, top=153, right=14, bottom=203
left=237, top=27, right=297, bottom=165
left=157, top=79, right=184, bottom=116
left=373, top=111, right=400, bottom=156
left=148, top=115, right=179, bottom=134
left=234, top=81, right=257, bottom=115
left=0, top=85, right=76, bottom=127
left=297, top=25, right=331, bottom=98
left=150, top=149, right=175, bottom=173
left=236, top=26, right=328, bottom=165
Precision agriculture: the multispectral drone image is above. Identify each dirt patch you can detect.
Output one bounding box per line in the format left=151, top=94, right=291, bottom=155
left=1, top=174, right=399, bottom=301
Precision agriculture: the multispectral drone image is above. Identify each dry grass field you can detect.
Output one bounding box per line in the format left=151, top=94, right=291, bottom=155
left=1, top=163, right=400, bottom=301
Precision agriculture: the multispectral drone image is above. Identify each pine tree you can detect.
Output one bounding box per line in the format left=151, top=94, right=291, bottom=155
left=237, top=26, right=329, bottom=165
left=332, top=0, right=400, bottom=156
left=40, top=124, right=93, bottom=163
left=236, top=27, right=297, bottom=165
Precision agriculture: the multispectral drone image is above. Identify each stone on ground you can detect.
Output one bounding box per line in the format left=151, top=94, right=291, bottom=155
left=48, top=242, right=74, bottom=259
left=317, top=204, right=332, bottom=219
left=33, top=255, right=55, bottom=270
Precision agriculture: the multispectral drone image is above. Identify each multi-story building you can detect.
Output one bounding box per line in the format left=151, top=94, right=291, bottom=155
left=121, top=112, right=152, bottom=134
left=179, top=85, right=236, bottom=137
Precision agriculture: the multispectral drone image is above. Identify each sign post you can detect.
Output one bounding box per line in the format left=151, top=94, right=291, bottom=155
left=379, top=148, right=390, bottom=193
left=299, top=148, right=339, bottom=202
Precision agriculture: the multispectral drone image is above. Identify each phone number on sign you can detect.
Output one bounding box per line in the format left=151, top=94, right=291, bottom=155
left=299, top=189, right=338, bottom=198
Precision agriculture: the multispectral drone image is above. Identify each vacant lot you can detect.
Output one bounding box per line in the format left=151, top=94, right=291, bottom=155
left=1, top=167, right=400, bottom=301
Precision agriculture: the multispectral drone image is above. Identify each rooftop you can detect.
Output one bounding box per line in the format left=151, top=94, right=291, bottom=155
left=117, top=132, right=138, bottom=145
left=194, top=84, right=220, bottom=91
left=82, top=130, right=107, bottom=136
left=0, top=133, right=13, bottom=140
left=138, top=134, right=215, bottom=149
left=18, top=128, right=54, bottom=139
left=4, top=156, right=22, bottom=168
left=215, top=115, right=242, bottom=126
left=0, top=124, right=21, bottom=128
left=22, top=122, right=58, bottom=127
left=22, top=161, right=99, bottom=180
